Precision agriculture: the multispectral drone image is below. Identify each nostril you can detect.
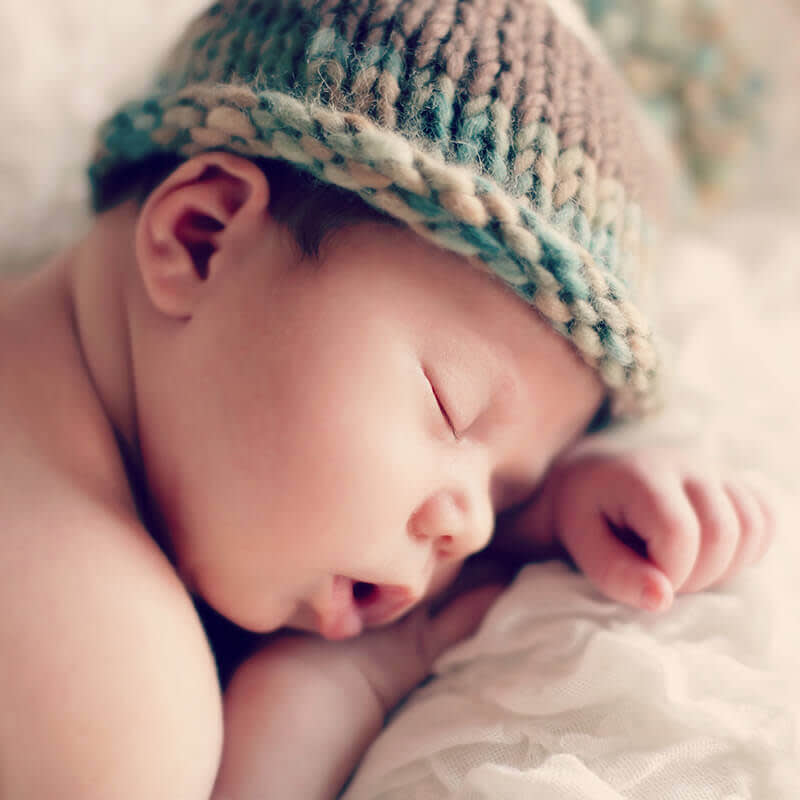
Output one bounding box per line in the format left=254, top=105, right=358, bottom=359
left=436, top=534, right=454, bottom=557
left=352, top=581, right=379, bottom=605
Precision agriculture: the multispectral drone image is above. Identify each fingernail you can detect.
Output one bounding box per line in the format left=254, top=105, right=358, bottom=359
left=641, top=578, right=668, bottom=612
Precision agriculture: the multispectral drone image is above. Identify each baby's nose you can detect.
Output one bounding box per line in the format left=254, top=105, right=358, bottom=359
left=407, top=490, right=492, bottom=559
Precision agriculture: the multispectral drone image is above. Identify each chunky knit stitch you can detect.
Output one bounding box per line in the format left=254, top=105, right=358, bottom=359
left=89, top=0, right=673, bottom=417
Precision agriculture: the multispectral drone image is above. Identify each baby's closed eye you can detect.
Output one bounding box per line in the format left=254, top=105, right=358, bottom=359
left=423, top=366, right=459, bottom=439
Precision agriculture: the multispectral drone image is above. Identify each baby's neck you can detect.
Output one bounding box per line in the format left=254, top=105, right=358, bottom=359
left=67, top=202, right=140, bottom=455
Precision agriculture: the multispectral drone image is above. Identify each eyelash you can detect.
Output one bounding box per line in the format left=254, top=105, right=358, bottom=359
left=425, top=370, right=459, bottom=440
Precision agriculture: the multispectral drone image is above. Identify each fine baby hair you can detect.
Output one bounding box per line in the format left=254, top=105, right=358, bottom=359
left=89, top=0, right=669, bottom=417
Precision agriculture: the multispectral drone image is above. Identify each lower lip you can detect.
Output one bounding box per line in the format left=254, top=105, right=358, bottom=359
left=320, top=604, right=363, bottom=640
left=317, top=580, right=417, bottom=640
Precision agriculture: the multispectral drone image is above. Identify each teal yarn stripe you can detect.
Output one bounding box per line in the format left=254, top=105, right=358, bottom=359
left=92, top=97, right=645, bottom=299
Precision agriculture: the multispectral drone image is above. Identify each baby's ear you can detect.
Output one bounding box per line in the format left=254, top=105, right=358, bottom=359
left=134, top=151, right=270, bottom=318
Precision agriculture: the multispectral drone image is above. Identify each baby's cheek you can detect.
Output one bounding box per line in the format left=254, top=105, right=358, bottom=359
left=426, top=561, right=465, bottom=602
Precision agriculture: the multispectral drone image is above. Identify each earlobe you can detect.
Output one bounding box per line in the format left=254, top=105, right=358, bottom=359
left=134, top=151, right=270, bottom=319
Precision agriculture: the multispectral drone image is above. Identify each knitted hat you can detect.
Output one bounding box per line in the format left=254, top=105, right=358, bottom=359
left=88, top=0, right=672, bottom=418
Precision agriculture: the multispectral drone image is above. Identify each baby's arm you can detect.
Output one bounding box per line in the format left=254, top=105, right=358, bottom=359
left=494, top=438, right=779, bottom=612
left=0, top=476, right=223, bottom=800
left=212, top=581, right=503, bottom=800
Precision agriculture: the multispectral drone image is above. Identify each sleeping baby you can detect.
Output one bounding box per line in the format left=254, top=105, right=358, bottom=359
left=0, top=0, right=777, bottom=798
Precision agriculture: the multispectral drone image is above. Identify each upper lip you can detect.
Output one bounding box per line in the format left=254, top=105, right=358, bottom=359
left=356, top=582, right=418, bottom=627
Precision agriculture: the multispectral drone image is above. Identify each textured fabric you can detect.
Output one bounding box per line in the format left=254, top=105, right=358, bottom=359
left=87, top=0, right=674, bottom=418
left=342, top=562, right=798, bottom=799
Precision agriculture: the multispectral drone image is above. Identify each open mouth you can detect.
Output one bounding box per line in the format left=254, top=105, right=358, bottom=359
left=314, top=578, right=419, bottom=640
left=350, top=580, right=416, bottom=627
left=353, top=581, right=380, bottom=608
left=352, top=581, right=379, bottom=603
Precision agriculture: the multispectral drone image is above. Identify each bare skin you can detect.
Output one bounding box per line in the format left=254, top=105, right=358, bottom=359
left=0, top=151, right=602, bottom=798
left=0, top=260, right=223, bottom=798
left=0, top=151, right=777, bottom=798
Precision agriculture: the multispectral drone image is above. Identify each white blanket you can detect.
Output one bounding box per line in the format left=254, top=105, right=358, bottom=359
left=345, top=563, right=796, bottom=798
left=343, top=147, right=800, bottom=799
left=1, top=1, right=798, bottom=796
left=344, top=11, right=800, bottom=786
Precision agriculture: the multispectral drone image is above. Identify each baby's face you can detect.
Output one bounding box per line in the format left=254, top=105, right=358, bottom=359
left=141, top=219, right=604, bottom=638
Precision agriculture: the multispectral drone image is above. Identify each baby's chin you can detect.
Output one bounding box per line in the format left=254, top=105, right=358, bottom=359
left=198, top=589, right=301, bottom=637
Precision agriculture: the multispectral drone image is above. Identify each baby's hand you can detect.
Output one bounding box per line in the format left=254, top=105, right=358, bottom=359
left=514, top=447, right=778, bottom=612
left=343, top=557, right=509, bottom=713
left=212, top=558, right=508, bottom=799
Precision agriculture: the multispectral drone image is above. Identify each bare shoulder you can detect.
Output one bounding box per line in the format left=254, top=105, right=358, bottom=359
left=0, top=266, right=223, bottom=798
left=0, top=453, right=223, bottom=799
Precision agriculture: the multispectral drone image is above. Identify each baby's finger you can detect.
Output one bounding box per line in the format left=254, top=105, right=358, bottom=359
left=560, top=512, right=674, bottom=612
left=678, top=478, right=740, bottom=593
left=715, top=475, right=775, bottom=585
left=741, top=470, right=781, bottom=563
left=609, top=473, right=701, bottom=589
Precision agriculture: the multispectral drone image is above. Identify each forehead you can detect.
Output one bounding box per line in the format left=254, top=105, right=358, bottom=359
left=326, top=221, right=605, bottom=428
